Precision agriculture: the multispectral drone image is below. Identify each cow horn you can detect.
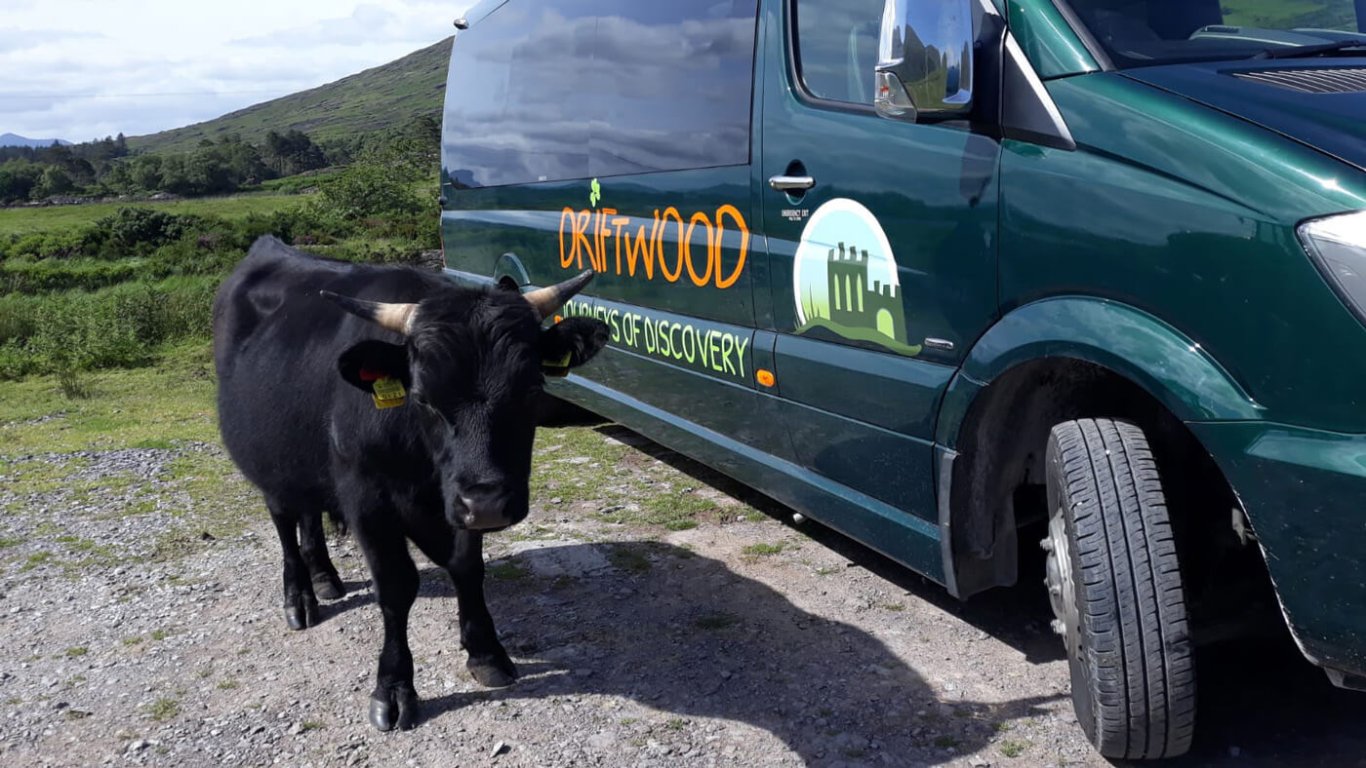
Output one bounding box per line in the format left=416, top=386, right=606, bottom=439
left=523, top=270, right=595, bottom=320
left=320, top=291, right=419, bottom=336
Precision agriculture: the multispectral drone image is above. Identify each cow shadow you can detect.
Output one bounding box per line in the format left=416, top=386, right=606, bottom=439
left=413, top=542, right=1061, bottom=766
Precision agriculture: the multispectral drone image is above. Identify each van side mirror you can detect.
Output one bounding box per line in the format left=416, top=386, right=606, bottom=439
left=875, top=0, right=975, bottom=122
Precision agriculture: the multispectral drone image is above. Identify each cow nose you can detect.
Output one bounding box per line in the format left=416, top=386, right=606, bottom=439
left=457, top=484, right=511, bottom=530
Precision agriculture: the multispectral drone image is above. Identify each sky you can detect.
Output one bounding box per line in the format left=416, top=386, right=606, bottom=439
left=2, top=0, right=474, bottom=143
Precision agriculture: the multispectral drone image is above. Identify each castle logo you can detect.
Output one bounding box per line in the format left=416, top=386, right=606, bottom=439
left=792, top=198, right=920, bottom=356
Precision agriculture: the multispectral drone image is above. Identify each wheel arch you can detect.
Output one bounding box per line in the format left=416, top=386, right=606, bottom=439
left=937, top=297, right=1260, bottom=599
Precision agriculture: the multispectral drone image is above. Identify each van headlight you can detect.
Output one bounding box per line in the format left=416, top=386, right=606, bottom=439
left=1299, top=210, right=1366, bottom=322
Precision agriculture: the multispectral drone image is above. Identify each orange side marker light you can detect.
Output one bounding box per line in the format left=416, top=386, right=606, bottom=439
left=756, top=369, right=776, bottom=388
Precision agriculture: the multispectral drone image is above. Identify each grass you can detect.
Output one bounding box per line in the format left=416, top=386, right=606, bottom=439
left=742, top=542, right=787, bottom=557
left=64, top=646, right=88, bottom=658
left=19, top=551, right=53, bottom=571
left=145, top=697, right=179, bottom=722
left=0, top=341, right=220, bottom=455
left=0, top=342, right=261, bottom=572
left=0, top=193, right=308, bottom=237
left=0, top=457, right=90, bottom=497
left=531, top=431, right=729, bottom=533
left=216, top=679, right=239, bottom=690
left=999, top=739, right=1029, bottom=757
left=149, top=629, right=171, bottom=642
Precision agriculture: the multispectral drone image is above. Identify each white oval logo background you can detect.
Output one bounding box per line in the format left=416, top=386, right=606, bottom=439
left=792, top=198, right=900, bottom=327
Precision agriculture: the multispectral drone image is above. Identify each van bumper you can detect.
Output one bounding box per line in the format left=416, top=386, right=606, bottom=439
left=1190, top=421, right=1366, bottom=684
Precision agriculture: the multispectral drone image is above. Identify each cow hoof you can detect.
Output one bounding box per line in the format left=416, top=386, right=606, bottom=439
left=312, top=572, right=346, bottom=601
left=468, top=657, right=518, bottom=688
left=369, top=686, right=419, bottom=731
left=284, top=595, right=321, bottom=631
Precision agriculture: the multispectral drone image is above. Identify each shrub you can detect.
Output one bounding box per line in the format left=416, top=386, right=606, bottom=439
left=0, top=277, right=221, bottom=379
left=314, top=161, right=425, bottom=222
left=90, top=207, right=209, bottom=256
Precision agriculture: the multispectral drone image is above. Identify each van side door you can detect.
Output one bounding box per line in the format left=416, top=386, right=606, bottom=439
left=759, top=0, right=1001, bottom=524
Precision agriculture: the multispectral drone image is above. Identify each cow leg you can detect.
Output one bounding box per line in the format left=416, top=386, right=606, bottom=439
left=266, top=499, right=320, bottom=631
left=298, top=509, right=345, bottom=601
left=355, top=522, right=421, bottom=731
left=411, top=527, right=517, bottom=688
left=449, top=530, right=518, bottom=688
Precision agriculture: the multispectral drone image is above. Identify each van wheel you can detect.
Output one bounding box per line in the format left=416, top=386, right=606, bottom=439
left=1042, top=419, right=1196, bottom=759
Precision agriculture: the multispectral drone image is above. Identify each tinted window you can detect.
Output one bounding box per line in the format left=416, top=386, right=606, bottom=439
left=794, top=0, right=884, bottom=105
left=444, top=0, right=759, bottom=189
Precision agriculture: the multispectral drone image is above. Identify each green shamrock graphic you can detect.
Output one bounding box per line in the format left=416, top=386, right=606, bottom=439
left=589, top=178, right=602, bottom=208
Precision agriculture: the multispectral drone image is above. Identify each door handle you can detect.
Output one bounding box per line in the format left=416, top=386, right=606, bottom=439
left=768, top=175, right=816, bottom=192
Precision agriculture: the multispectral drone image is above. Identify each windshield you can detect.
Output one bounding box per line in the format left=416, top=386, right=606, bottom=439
left=1061, top=0, right=1366, bottom=68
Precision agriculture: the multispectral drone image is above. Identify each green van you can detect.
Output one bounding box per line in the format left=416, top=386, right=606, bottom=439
left=438, top=0, right=1366, bottom=758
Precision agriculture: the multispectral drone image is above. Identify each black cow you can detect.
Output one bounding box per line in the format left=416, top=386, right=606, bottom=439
left=212, top=235, right=608, bottom=730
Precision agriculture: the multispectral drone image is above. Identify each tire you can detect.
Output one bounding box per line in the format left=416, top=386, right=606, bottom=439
left=1043, top=419, right=1196, bottom=759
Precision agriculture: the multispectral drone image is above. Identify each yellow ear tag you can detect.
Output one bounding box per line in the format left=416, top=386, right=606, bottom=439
left=542, top=351, right=572, bottom=378
left=371, top=376, right=407, bottom=410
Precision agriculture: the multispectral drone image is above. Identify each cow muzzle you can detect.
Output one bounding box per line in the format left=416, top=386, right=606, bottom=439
left=454, top=488, right=515, bottom=531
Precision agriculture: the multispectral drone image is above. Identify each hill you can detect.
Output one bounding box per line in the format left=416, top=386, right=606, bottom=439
left=1, top=133, right=72, bottom=148
left=128, top=37, right=452, bottom=154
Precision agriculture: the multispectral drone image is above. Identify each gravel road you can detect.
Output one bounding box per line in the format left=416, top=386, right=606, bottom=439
left=2, top=424, right=1364, bottom=768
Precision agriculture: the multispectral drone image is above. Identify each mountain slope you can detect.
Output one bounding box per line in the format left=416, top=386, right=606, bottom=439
left=128, top=37, right=452, bottom=154
left=1, top=133, right=72, bottom=148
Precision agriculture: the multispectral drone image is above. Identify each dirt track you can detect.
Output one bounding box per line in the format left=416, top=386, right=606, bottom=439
left=2, top=423, right=1364, bottom=768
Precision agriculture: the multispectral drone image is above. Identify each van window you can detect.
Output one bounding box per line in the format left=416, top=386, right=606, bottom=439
left=793, top=0, right=885, bottom=105
left=1063, top=0, right=1363, bottom=68
left=445, top=0, right=759, bottom=189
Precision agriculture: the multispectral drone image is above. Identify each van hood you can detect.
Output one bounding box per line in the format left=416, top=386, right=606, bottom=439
left=1122, top=60, right=1366, bottom=172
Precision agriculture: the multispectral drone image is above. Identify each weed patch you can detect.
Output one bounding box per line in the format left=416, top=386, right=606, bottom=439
left=145, top=697, right=179, bottom=722
left=742, top=542, right=786, bottom=558
left=999, top=739, right=1029, bottom=758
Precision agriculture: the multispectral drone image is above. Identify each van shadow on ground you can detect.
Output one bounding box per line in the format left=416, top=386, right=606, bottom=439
left=557, top=424, right=1366, bottom=766
left=416, top=541, right=1060, bottom=766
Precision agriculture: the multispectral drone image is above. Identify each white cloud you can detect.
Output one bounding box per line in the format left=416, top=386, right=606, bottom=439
left=1, top=0, right=472, bottom=143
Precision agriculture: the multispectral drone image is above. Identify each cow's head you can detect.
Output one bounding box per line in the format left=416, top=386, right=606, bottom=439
left=322, top=272, right=608, bottom=531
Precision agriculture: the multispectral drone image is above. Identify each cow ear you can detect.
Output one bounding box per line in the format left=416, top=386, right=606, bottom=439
left=540, top=317, right=609, bottom=376
left=338, top=340, right=412, bottom=393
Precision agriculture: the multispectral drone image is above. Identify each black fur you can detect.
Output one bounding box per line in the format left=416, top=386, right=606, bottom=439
left=212, top=235, right=607, bottom=728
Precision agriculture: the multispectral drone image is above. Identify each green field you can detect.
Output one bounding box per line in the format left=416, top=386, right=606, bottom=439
left=0, top=193, right=310, bottom=237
